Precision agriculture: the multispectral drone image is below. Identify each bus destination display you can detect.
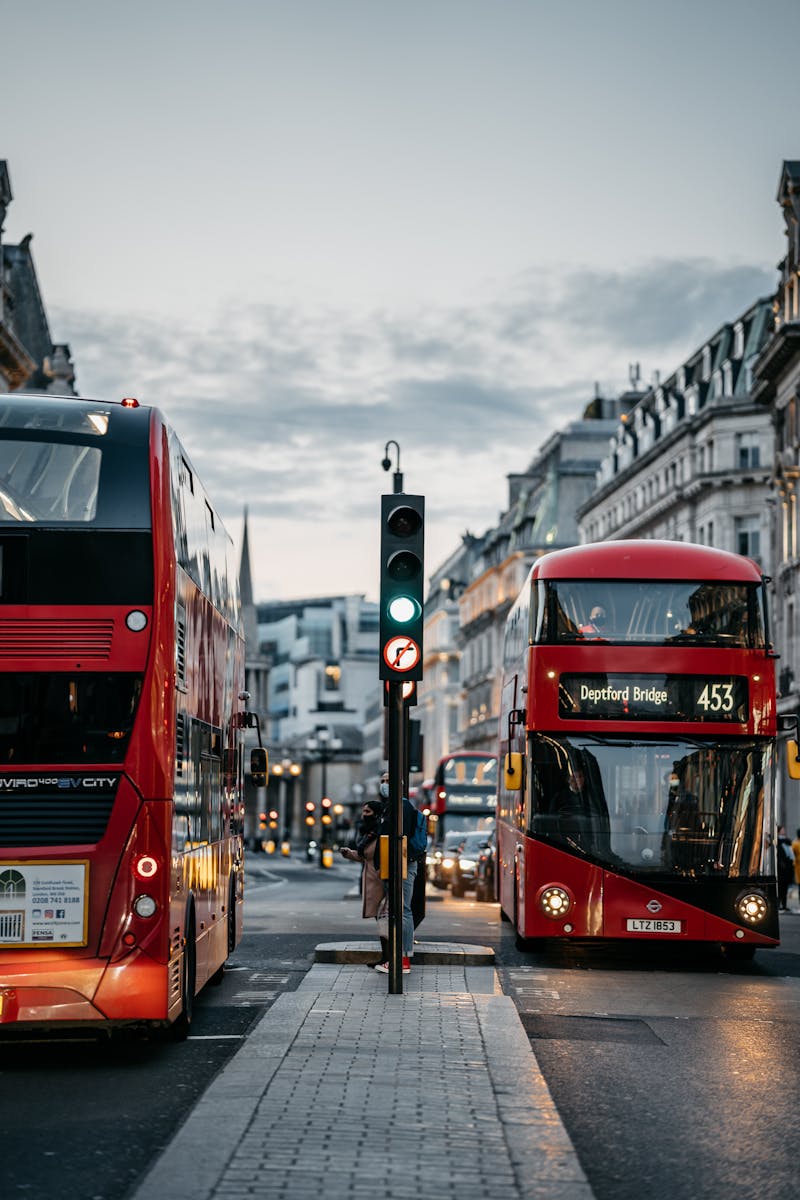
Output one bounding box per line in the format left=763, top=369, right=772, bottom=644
left=559, top=673, right=749, bottom=722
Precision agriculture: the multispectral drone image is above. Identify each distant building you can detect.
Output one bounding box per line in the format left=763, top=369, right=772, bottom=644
left=255, top=594, right=380, bottom=839
left=0, top=161, right=76, bottom=394
left=419, top=392, right=638, bottom=768
left=417, top=534, right=482, bottom=779
left=578, top=299, right=773, bottom=567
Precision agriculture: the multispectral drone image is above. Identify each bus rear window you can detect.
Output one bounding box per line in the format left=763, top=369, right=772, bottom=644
left=0, top=674, right=143, bottom=764
left=543, top=580, right=764, bottom=648
left=0, top=441, right=101, bottom=523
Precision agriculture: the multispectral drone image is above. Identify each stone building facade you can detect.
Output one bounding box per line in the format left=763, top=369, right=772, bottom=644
left=418, top=394, right=638, bottom=772
left=754, top=159, right=800, bottom=830
left=0, top=161, right=76, bottom=395
left=578, top=298, right=774, bottom=571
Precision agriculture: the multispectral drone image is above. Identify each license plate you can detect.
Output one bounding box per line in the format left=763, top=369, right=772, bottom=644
left=626, top=918, right=682, bottom=933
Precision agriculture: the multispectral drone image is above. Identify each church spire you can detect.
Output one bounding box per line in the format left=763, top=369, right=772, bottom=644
left=239, top=506, right=254, bottom=607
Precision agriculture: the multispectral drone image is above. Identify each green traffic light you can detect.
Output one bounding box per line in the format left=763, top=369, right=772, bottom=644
left=388, top=595, right=419, bottom=623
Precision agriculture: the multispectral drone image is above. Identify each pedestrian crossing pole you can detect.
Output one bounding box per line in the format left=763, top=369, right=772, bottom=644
left=379, top=444, right=424, bottom=996
left=387, top=681, right=405, bottom=995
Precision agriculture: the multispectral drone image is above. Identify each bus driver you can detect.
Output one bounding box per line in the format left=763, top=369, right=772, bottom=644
left=580, top=606, right=608, bottom=637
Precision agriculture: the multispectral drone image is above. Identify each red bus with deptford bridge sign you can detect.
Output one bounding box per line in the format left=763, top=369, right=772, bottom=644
left=498, top=539, right=780, bottom=959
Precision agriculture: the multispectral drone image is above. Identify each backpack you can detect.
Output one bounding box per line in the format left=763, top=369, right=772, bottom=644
left=408, top=809, right=428, bottom=859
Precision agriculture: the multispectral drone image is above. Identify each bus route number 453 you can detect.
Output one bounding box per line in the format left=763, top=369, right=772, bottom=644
left=696, top=682, right=734, bottom=713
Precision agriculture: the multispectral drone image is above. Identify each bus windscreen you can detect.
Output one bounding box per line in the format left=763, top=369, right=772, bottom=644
left=542, top=580, right=764, bottom=648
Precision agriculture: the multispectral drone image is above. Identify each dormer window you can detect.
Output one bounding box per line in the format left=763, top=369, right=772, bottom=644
left=733, top=322, right=745, bottom=358
left=702, top=345, right=712, bottom=381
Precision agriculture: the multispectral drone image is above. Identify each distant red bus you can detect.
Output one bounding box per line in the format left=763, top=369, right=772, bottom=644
left=0, top=394, right=249, bottom=1036
left=498, top=540, right=779, bottom=959
left=426, top=751, right=498, bottom=846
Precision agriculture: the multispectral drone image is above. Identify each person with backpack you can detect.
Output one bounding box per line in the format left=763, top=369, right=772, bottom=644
left=373, top=770, right=427, bottom=975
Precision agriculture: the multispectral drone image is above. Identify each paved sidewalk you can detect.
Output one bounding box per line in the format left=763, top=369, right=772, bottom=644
left=132, top=947, right=593, bottom=1200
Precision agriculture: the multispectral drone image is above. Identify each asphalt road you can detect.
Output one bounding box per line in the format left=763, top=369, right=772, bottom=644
left=1, top=854, right=798, bottom=1200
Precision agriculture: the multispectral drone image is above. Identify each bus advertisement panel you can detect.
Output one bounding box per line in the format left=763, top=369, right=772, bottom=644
left=0, top=395, right=249, bottom=1036
left=498, top=540, right=779, bottom=959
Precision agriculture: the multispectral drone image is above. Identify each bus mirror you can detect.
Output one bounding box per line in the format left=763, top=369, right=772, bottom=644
left=251, top=748, right=268, bottom=788
left=505, top=752, right=522, bottom=791
left=787, top=740, right=800, bottom=781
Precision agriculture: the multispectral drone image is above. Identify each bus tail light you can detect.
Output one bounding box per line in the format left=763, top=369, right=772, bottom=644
left=134, top=855, right=159, bottom=881
left=539, top=885, right=573, bottom=919
left=735, top=891, right=768, bottom=924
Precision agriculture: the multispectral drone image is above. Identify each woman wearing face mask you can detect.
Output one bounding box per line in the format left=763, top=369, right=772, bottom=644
left=340, top=797, right=388, bottom=963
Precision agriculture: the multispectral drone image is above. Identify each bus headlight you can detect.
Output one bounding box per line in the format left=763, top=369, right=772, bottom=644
left=735, top=892, right=768, bottom=924
left=133, top=894, right=157, bottom=918
left=540, top=886, right=572, bottom=918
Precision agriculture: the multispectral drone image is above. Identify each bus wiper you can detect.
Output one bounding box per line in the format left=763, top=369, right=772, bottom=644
left=577, top=733, right=636, bottom=748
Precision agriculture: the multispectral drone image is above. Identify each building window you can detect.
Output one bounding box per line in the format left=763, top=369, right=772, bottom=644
left=735, top=515, right=761, bottom=560
left=324, top=664, right=341, bottom=691
left=737, top=433, right=760, bottom=470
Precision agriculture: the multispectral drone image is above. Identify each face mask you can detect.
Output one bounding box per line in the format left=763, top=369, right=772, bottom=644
left=379, top=782, right=389, bottom=799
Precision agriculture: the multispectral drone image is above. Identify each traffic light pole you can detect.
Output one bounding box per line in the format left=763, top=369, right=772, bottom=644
left=378, top=472, right=424, bottom=996
left=387, top=680, right=405, bottom=995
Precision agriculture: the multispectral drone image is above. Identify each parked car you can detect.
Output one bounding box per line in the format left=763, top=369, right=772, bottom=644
left=473, top=833, right=496, bottom=902
left=429, top=831, right=466, bottom=889
left=450, top=831, right=493, bottom=897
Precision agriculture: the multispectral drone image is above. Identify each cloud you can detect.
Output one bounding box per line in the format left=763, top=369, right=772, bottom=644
left=52, top=254, right=774, bottom=598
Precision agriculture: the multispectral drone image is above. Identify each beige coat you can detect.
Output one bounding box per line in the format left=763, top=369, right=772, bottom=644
left=357, top=835, right=385, bottom=918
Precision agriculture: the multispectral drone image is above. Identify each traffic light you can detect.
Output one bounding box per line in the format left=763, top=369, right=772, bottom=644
left=321, top=797, right=332, bottom=826
left=379, top=494, right=424, bottom=682
left=305, top=800, right=316, bottom=827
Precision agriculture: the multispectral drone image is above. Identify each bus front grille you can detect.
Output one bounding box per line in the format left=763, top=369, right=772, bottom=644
left=0, top=796, right=115, bottom=847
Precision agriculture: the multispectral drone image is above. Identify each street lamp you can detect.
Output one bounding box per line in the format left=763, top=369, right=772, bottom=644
left=270, top=754, right=301, bottom=854
left=306, top=726, right=342, bottom=867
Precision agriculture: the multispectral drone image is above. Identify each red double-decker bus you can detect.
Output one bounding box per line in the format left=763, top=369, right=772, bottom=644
left=498, top=540, right=779, bottom=959
left=0, top=394, right=252, bottom=1036
left=427, top=751, right=498, bottom=845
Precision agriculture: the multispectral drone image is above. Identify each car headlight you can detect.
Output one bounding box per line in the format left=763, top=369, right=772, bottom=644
left=459, top=858, right=476, bottom=871
left=442, top=857, right=455, bottom=869
left=735, top=891, right=768, bottom=924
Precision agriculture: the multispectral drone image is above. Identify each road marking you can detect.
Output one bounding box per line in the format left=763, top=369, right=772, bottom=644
left=514, top=987, right=561, bottom=999
left=188, top=1034, right=246, bottom=1041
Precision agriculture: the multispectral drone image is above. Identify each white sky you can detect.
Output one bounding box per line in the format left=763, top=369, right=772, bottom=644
left=3, top=0, right=799, bottom=600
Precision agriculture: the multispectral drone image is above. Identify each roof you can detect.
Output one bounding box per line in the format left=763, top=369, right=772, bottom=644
left=530, top=539, right=763, bottom=583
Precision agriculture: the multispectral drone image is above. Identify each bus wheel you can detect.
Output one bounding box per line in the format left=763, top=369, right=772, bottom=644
left=210, top=876, right=238, bottom=986
left=171, top=906, right=196, bottom=1041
